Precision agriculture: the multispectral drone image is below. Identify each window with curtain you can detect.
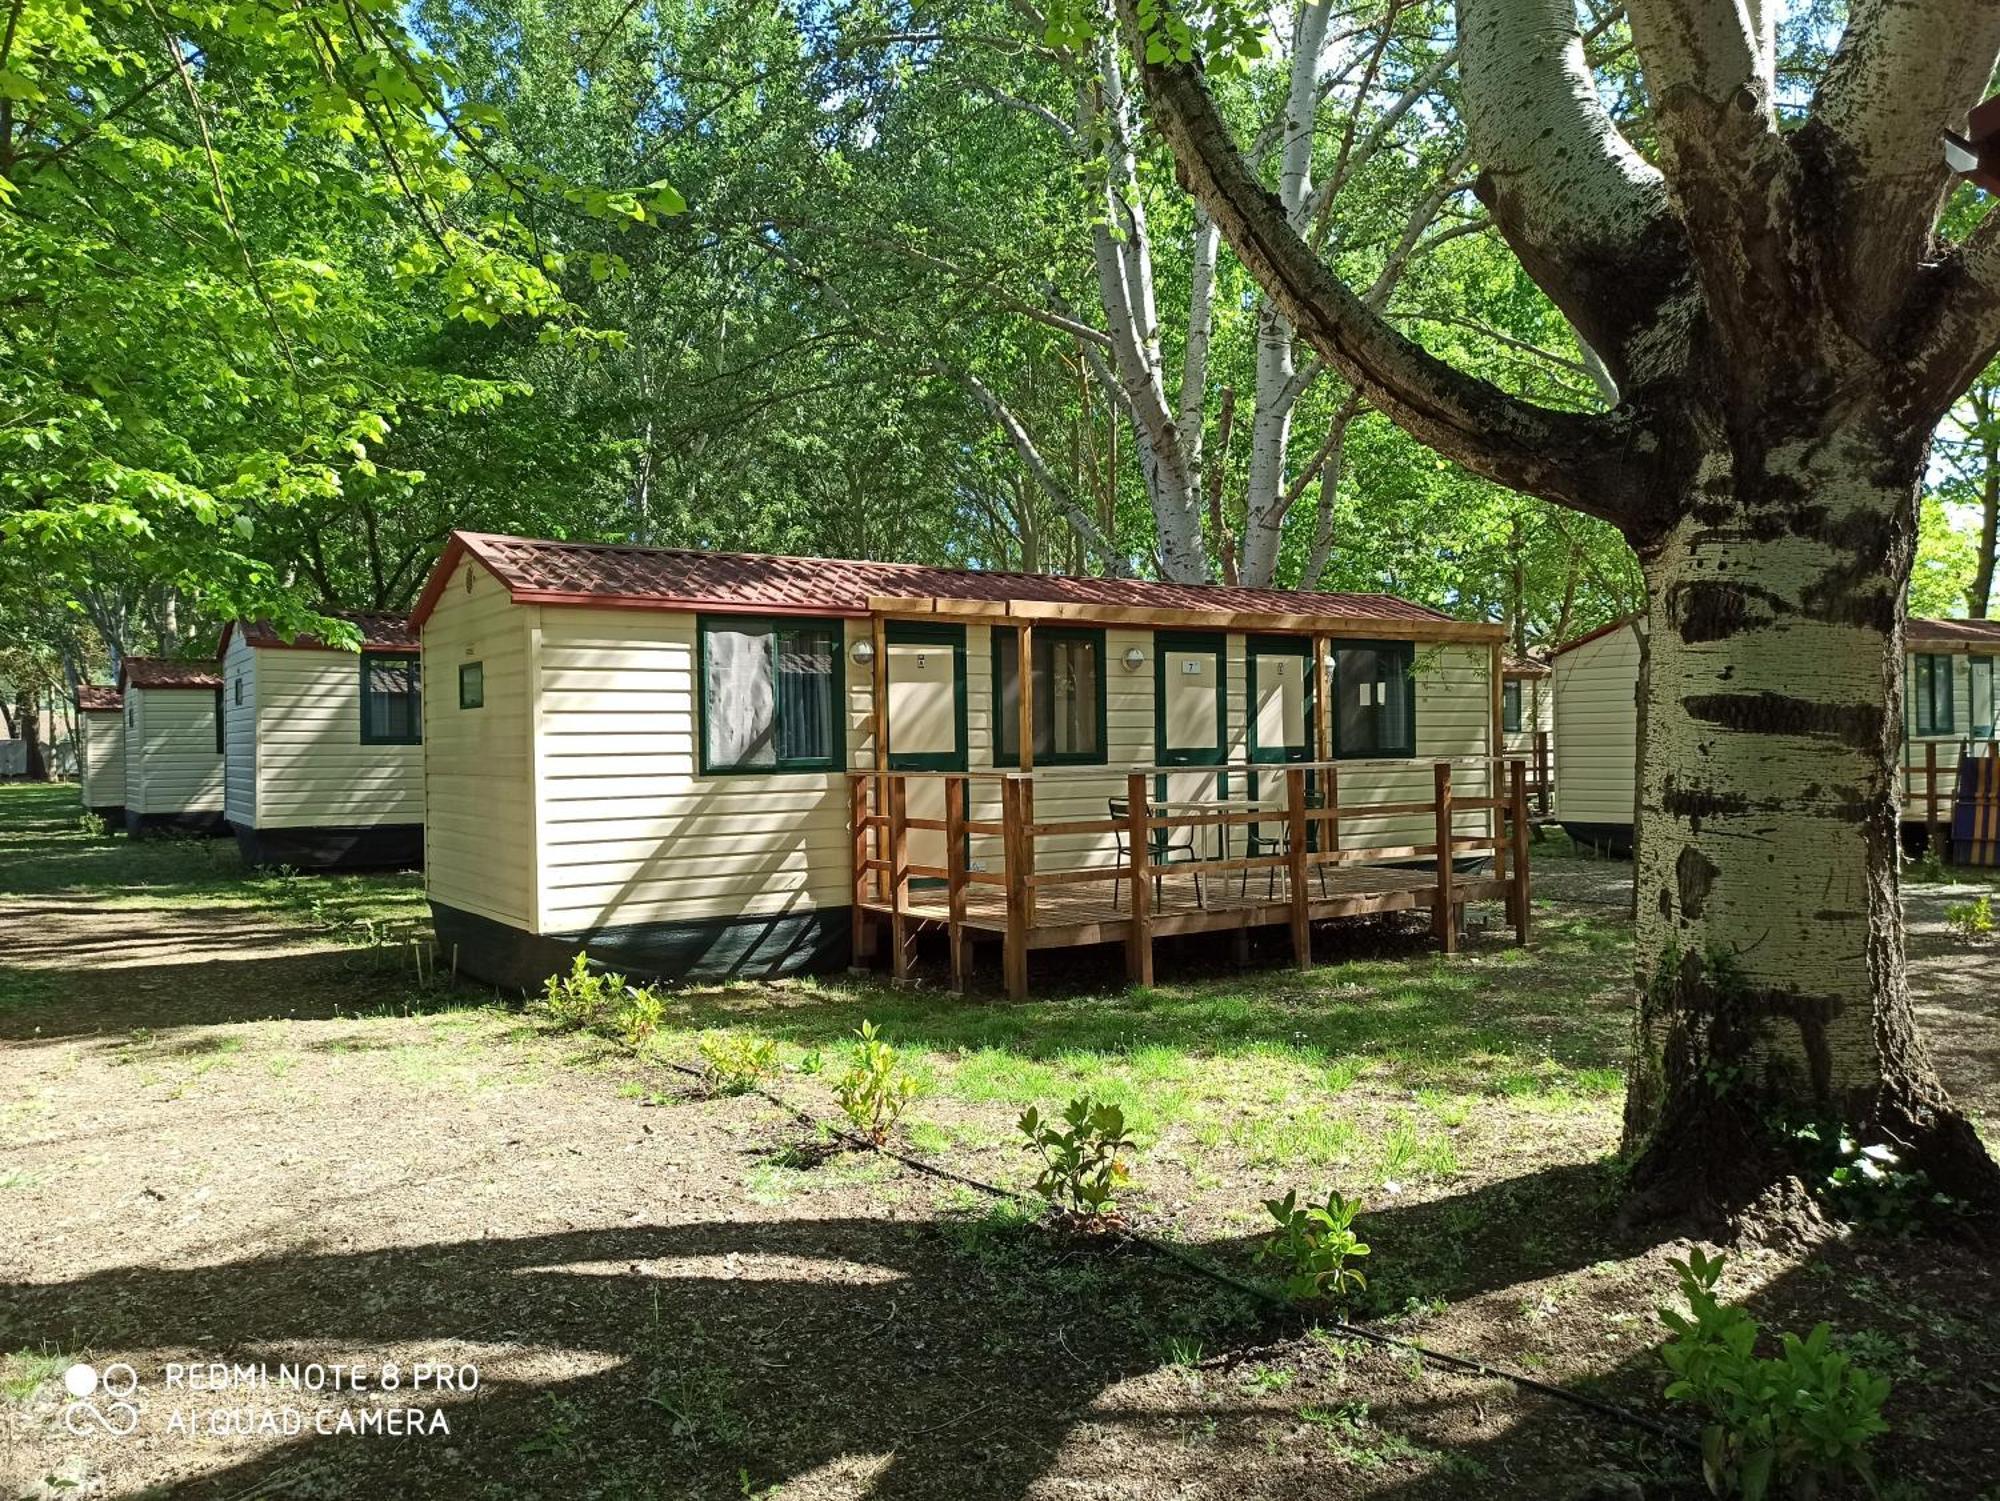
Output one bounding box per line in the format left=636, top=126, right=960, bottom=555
left=360, top=654, right=422, bottom=744
left=1332, top=641, right=1416, bottom=757
left=994, top=628, right=1104, bottom=765
left=700, top=618, right=843, bottom=772
left=1913, top=653, right=1954, bottom=736
left=1973, top=656, right=1994, bottom=740
left=1502, top=680, right=1523, bottom=733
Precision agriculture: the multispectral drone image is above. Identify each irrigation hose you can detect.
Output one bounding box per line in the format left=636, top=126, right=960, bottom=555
left=659, top=1057, right=1699, bottom=1455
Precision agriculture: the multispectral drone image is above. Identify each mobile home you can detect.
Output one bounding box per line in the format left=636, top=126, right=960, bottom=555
left=75, top=684, right=125, bottom=821
left=411, top=532, right=1519, bottom=994
left=1550, top=614, right=1999, bottom=855
left=119, top=657, right=225, bottom=836
left=1502, top=654, right=1553, bottom=808
left=217, top=613, right=424, bottom=870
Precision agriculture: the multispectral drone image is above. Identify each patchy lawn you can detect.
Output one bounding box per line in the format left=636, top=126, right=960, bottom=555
left=2, top=784, right=1997, bottom=1499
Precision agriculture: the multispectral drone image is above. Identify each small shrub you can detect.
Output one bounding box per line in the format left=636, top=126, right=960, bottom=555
left=1945, top=894, right=1992, bottom=940
left=1659, top=1249, right=1891, bottom=1501
left=73, top=810, right=109, bottom=839
left=698, top=1031, right=778, bottom=1096
left=539, top=953, right=623, bottom=1032
left=1907, top=848, right=1947, bottom=884
left=1257, top=1188, right=1370, bottom=1305
left=615, top=988, right=666, bottom=1048
left=1788, top=1122, right=1962, bottom=1233
left=833, top=1020, right=918, bottom=1144
left=1018, top=1098, right=1135, bottom=1226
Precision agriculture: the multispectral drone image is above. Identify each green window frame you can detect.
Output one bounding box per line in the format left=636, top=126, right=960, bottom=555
left=459, top=661, right=485, bottom=710
left=1913, top=652, right=1954, bottom=737
left=1502, top=679, right=1523, bottom=734
left=1245, top=634, right=1315, bottom=763
left=992, top=626, right=1107, bottom=768
left=697, top=615, right=847, bottom=775
left=233, top=676, right=244, bottom=707
left=1330, top=639, right=1417, bottom=759
left=359, top=652, right=423, bottom=746
left=882, top=620, right=967, bottom=772
left=1153, top=630, right=1229, bottom=767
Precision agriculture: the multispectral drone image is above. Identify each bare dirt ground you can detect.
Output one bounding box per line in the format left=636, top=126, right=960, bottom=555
left=4, top=799, right=1998, bottom=1500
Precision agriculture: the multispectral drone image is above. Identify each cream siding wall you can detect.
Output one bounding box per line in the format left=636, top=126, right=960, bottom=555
left=1502, top=676, right=1554, bottom=758
left=124, top=687, right=224, bottom=816
left=1900, top=648, right=2000, bottom=811
left=423, top=559, right=535, bottom=927
left=78, top=710, right=125, bottom=808
left=533, top=609, right=872, bottom=935
left=1553, top=626, right=1643, bottom=827
left=222, top=633, right=258, bottom=826
left=251, top=647, right=424, bottom=828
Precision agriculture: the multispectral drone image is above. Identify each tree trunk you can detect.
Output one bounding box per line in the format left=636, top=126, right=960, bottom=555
left=1972, top=432, right=1998, bottom=618
left=1621, top=427, right=2000, bottom=1214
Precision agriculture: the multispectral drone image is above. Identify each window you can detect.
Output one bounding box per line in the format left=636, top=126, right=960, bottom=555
left=1247, top=636, right=1314, bottom=762
left=360, top=653, right=422, bottom=745
left=1974, top=656, right=1994, bottom=741
left=1331, top=640, right=1416, bottom=758
left=459, top=661, right=484, bottom=710
left=1913, top=653, right=1954, bottom=736
left=699, top=617, right=844, bottom=773
left=233, top=676, right=243, bottom=707
left=994, top=628, right=1105, bottom=766
left=1502, top=679, right=1523, bottom=734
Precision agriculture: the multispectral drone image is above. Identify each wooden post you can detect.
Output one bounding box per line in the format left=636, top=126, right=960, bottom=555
left=1016, top=622, right=1035, bottom=772
left=1002, top=776, right=1030, bottom=1001
left=1494, top=760, right=1510, bottom=915
left=872, top=613, right=889, bottom=901
left=1535, top=729, right=1552, bottom=816
left=1433, top=761, right=1458, bottom=954
left=1313, top=635, right=1332, bottom=762
left=888, top=774, right=912, bottom=982
left=1510, top=759, right=1531, bottom=946
left=1286, top=767, right=1310, bottom=969
left=1124, top=771, right=1153, bottom=987
left=1326, top=763, right=1340, bottom=852
left=1926, top=740, right=1943, bottom=860
left=848, top=774, right=874, bottom=969
left=945, top=774, right=969, bottom=993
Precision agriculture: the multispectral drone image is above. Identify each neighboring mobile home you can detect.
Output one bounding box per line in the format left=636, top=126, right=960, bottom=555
left=119, top=657, right=225, bottom=836
left=410, top=531, right=1515, bottom=992
left=75, top=684, right=125, bottom=821
left=1550, top=614, right=2000, bottom=856
left=1502, top=654, right=1553, bottom=809
left=217, top=613, right=425, bottom=870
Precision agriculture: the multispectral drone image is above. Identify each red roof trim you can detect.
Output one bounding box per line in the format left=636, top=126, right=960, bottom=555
left=1551, top=614, right=1643, bottom=658
left=75, top=685, right=121, bottom=712
left=411, top=529, right=1482, bottom=635
left=119, top=656, right=222, bottom=691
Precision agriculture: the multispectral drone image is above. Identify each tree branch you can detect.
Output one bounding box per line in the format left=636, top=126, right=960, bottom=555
left=1121, top=1, right=1651, bottom=529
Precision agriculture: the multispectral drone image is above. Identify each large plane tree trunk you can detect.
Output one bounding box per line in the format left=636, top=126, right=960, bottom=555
left=1122, top=0, right=2000, bottom=1220
left=1623, top=420, right=1997, bottom=1209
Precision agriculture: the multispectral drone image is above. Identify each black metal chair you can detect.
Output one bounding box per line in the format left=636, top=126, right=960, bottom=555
left=1242, top=786, right=1331, bottom=901
left=1110, top=797, right=1205, bottom=910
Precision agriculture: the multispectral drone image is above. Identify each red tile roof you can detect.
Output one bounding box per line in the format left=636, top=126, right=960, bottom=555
left=120, top=657, right=221, bottom=691
left=412, top=531, right=1471, bottom=632
left=1502, top=652, right=1550, bottom=678
left=221, top=611, right=417, bottom=656
left=1908, top=617, right=2000, bottom=647
left=75, top=685, right=121, bottom=712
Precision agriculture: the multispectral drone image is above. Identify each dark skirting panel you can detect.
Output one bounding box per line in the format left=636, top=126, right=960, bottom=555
left=1556, top=820, right=1634, bottom=858
left=87, top=805, right=125, bottom=824
left=232, top=822, right=424, bottom=873
left=125, top=809, right=229, bottom=838
left=430, top=901, right=851, bottom=994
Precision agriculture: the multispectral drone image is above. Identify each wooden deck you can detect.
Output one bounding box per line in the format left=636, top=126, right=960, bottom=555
left=849, top=760, right=1532, bottom=998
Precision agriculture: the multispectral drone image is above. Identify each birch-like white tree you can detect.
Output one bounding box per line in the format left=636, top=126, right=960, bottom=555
left=1127, top=0, right=2000, bottom=1216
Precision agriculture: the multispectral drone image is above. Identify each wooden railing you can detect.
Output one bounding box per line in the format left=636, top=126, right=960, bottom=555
left=1904, top=737, right=2000, bottom=853
left=848, top=758, right=1534, bottom=998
